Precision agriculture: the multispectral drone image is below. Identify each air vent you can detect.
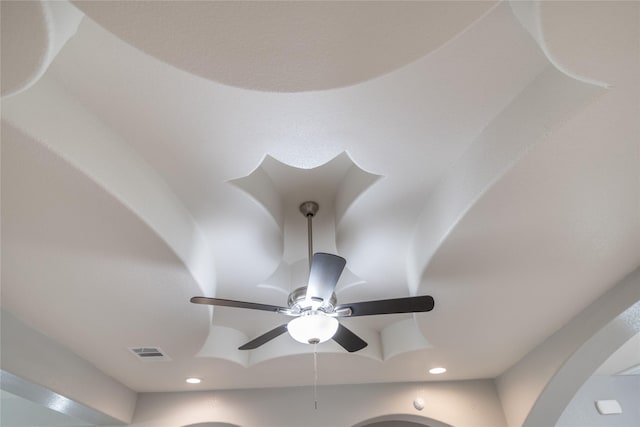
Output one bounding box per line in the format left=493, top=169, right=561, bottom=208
left=128, top=347, right=171, bottom=362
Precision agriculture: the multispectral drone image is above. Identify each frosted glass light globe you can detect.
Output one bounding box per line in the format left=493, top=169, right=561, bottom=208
left=288, top=311, right=339, bottom=344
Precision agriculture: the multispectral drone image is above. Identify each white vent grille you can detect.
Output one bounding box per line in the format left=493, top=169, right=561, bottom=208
left=128, top=347, right=171, bottom=362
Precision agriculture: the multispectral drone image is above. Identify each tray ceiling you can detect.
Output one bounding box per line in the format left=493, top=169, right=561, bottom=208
left=1, top=0, right=638, bottom=394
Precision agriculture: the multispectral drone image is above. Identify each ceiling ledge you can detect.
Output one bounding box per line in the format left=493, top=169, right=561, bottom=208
left=248, top=328, right=383, bottom=367
left=1, top=76, right=216, bottom=303
left=407, top=66, right=605, bottom=297
left=196, top=323, right=385, bottom=367
left=1, top=1, right=83, bottom=97
left=509, top=1, right=610, bottom=88
left=0, top=310, right=135, bottom=424
left=197, top=314, right=431, bottom=365
left=0, top=370, right=127, bottom=426
left=195, top=326, right=250, bottom=367
left=381, top=318, right=432, bottom=361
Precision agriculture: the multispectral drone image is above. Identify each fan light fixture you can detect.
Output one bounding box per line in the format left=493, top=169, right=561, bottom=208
left=288, top=311, right=339, bottom=344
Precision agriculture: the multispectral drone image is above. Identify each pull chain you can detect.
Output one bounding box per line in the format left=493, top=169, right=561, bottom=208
left=313, top=344, right=318, bottom=410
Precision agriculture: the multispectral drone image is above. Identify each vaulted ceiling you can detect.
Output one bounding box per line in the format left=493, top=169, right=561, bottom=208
left=1, top=0, right=638, bottom=395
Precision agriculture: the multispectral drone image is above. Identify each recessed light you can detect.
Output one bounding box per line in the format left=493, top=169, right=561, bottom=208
left=429, top=367, right=446, bottom=375
left=185, top=377, right=202, bottom=384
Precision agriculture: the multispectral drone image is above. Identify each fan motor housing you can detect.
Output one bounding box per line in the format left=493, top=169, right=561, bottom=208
left=288, top=286, right=336, bottom=311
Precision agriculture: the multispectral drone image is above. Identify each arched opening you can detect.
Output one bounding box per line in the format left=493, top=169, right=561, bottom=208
left=523, top=269, right=640, bottom=426
left=182, top=423, right=240, bottom=427
left=556, top=332, right=640, bottom=426
left=354, top=413, right=453, bottom=427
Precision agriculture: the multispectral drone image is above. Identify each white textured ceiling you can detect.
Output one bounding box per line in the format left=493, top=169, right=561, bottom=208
left=1, top=0, right=638, bottom=395
left=72, top=1, right=495, bottom=92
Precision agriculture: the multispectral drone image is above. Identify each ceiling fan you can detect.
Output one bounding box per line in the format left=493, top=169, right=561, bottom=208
left=191, top=201, right=435, bottom=352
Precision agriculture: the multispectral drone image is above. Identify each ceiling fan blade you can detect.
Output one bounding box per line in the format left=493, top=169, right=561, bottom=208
left=332, top=323, right=368, bottom=352
left=190, top=296, right=288, bottom=313
left=305, top=252, right=346, bottom=304
left=238, top=324, right=289, bottom=350
left=335, top=295, right=435, bottom=317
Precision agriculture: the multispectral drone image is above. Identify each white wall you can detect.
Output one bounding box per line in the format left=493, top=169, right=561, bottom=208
left=129, top=380, right=507, bottom=427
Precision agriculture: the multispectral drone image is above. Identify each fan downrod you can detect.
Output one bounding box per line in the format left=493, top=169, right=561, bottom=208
left=300, top=201, right=319, bottom=270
